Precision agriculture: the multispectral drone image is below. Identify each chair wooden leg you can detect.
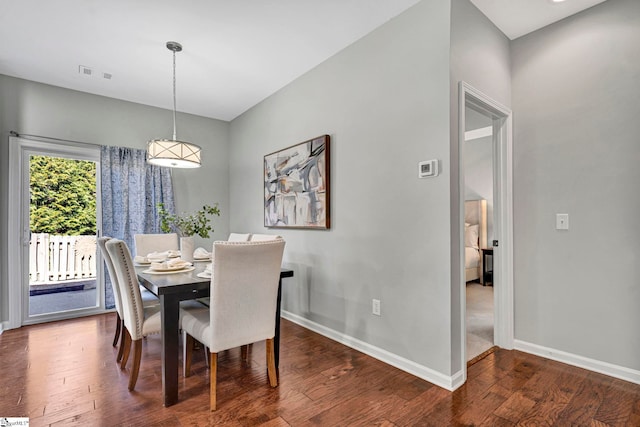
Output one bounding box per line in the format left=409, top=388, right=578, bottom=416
left=210, top=352, right=218, bottom=411
left=266, top=338, right=278, bottom=387
left=116, top=319, right=126, bottom=363
left=120, top=329, right=131, bottom=369
left=112, top=313, right=121, bottom=347
left=128, top=339, right=142, bottom=391
left=241, top=344, right=248, bottom=360
left=183, top=332, right=194, bottom=377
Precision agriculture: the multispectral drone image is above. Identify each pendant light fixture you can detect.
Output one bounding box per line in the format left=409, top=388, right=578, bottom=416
left=147, top=41, right=202, bottom=168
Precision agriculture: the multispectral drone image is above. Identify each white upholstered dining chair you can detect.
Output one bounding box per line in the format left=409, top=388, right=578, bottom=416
left=227, top=232, right=251, bottom=242
left=249, top=233, right=282, bottom=241
left=133, top=233, right=179, bottom=257
left=180, top=239, right=285, bottom=410
left=97, top=237, right=159, bottom=362
left=97, top=237, right=126, bottom=353
left=193, top=232, right=252, bottom=310
left=105, top=238, right=162, bottom=391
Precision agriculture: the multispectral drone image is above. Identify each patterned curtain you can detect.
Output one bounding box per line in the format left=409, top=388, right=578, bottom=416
left=100, top=146, right=175, bottom=309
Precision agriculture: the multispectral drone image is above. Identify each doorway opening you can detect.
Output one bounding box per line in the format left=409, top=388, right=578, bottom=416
left=464, top=105, right=495, bottom=362
left=459, top=82, right=514, bottom=371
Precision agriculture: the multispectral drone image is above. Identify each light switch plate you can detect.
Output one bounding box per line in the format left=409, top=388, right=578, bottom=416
left=372, top=299, right=381, bottom=316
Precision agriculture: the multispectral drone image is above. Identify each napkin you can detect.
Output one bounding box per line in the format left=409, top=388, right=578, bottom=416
left=193, top=247, right=211, bottom=259
left=150, top=258, right=193, bottom=270
left=134, top=255, right=148, bottom=264
left=146, top=251, right=169, bottom=262
left=204, top=263, right=213, bottom=273
left=167, top=250, right=181, bottom=258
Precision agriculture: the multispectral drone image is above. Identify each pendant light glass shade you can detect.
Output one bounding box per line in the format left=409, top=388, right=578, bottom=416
left=147, top=41, right=202, bottom=168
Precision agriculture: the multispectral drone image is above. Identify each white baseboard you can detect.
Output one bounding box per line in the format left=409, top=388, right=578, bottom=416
left=515, top=339, right=640, bottom=385
left=282, top=310, right=461, bottom=391
left=0, top=321, right=8, bottom=334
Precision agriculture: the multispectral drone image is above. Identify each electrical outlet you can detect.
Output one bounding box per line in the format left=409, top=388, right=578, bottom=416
left=372, top=299, right=381, bottom=316
left=556, top=213, right=569, bottom=230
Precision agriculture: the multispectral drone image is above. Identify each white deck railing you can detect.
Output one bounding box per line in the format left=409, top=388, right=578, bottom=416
left=29, top=233, right=97, bottom=284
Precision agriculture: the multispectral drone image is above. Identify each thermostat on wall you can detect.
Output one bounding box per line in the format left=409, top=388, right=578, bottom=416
left=418, top=159, right=439, bottom=178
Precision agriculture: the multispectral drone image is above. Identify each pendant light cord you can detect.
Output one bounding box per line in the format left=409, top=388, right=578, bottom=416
left=147, top=41, right=201, bottom=168
left=172, top=48, right=178, bottom=141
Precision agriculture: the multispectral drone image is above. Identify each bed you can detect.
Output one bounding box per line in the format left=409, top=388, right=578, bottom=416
left=464, top=199, right=487, bottom=283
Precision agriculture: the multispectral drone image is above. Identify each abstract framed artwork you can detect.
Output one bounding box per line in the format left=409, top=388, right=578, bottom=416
left=264, top=135, right=330, bottom=229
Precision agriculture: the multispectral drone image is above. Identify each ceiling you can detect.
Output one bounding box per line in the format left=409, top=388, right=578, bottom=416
left=0, top=0, right=607, bottom=122
left=470, top=0, right=608, bottom=40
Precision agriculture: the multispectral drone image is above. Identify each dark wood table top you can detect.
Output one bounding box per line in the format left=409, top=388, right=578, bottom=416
left=136, top=262, right=210, bottom=296
left=136, top=262, right=294, bottom=296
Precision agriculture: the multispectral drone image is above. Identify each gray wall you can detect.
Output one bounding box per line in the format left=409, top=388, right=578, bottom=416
left=230, top=1, right=454, bottom=374
left=0, top=75, right=230, bottom=324
left=450, top=0, right=512, bottom=107
left=511, top=0, right=640, bottom=369
left=450, top=0, right=511, bottom=373
left=464, top=97, right=494, bottom=238
left=464, top=107, right=494, bottom=240
left=465, top=135, right=494, bottom=243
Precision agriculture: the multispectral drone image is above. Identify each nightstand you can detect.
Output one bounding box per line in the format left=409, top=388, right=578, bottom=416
left=481, top=248, right=493, bottom=286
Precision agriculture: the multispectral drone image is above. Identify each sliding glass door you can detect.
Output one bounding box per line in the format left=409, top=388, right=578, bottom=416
left=9, top=136, right=105, bottom=325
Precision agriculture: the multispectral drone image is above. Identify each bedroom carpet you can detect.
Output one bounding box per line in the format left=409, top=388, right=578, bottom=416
left=466, top=281, right=494, bottom=361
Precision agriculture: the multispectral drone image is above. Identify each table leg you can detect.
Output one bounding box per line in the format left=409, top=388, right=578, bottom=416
left=160, top=294, right=180, bottom=406
left=483, top=251, right=487, bottom=286
left=274, top=279, right=282, bottom=370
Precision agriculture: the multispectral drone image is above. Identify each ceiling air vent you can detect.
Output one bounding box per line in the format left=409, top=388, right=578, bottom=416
left=79, top=65, right=92, bottom=76
left=103, top=72, right=112, bottom=80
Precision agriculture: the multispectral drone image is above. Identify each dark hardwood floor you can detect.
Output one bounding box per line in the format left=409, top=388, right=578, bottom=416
left=1, top=313, right=639, bottom=426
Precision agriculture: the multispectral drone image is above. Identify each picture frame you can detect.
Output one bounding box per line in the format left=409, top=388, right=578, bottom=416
left=264, top=135, right=330, bottom=229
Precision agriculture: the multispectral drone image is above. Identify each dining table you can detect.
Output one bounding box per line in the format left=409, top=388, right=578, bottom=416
left=136, top=261, right=294, bottom=407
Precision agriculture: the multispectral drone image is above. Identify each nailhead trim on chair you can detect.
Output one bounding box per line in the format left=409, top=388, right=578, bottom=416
left=115, top=242, right=142, bottom=337
left=215, top=239, right=283, bottom=246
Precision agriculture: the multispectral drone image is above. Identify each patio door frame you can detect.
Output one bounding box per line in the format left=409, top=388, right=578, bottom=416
left=8, top=135, right=105, bottom=328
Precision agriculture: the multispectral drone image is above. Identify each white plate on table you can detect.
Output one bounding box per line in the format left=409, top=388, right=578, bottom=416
left=196, top=271, right=212, bottom=279
left=143, top=266, right=195, bottom=275
left=150, top=262, right=191, bottom=271
left=134, top=256, right=161, bottom=265
left=193, top=256, right=211, bottom=262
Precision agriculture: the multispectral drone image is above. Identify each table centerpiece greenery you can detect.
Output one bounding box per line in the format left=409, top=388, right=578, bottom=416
left=157, top=203, right=221, bottom=238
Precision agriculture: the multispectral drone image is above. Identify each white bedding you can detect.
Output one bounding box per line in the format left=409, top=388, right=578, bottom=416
left=464, top=199, right=487, bottom=283
left=465, top=246, right=480, bottom=269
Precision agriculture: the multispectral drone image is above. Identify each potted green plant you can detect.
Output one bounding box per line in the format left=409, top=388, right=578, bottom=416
left=157, top=203, right=221, bottom=260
